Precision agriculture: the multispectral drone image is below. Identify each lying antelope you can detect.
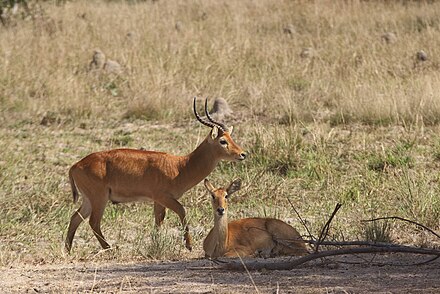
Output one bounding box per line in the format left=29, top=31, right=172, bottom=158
left=203, top=179, right=309, bottom=258
left=65, top=97, right=246, bottom=252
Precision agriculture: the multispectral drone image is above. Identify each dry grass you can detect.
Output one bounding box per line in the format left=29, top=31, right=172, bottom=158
left=1, top=0, right=440, bottom=268
left=1, top=0, right=440, bottom=124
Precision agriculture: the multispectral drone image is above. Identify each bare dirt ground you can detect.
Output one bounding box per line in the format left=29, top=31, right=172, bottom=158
left=1, top=253, right=439, bottom=293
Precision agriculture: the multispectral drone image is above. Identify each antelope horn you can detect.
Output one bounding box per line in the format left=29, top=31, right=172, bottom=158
left=204, top=98, right=229, bottom=132
left=193, top=97, right=216, bottom=129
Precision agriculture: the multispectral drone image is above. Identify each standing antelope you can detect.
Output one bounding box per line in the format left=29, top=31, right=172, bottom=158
left=203, top=179, right=309, bottom=258
left=65, top=97, right=246, bottom=252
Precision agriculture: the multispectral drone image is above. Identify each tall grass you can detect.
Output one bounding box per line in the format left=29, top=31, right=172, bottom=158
left=1, top=0, right=440, bottom=124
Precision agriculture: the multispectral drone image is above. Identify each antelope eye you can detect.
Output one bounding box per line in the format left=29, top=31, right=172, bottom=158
left=211, top=193, right=215, bottom=200
left=219, top=138, right=228, bottom=145
left=224, top=193, right=229, bottom=199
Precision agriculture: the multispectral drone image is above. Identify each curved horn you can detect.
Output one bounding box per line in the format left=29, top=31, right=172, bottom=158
left=193, top=97, right=216, bottom=129
left=204, top=98, right=229, bottom=132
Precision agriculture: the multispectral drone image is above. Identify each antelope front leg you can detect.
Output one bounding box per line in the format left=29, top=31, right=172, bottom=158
left=154, top=195, right=192, bottom=251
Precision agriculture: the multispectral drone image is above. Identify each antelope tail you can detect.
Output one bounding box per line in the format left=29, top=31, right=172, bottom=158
left=68, top=167, right=79, bottom=203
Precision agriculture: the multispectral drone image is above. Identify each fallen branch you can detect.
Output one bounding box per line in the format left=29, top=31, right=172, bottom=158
left=221, top=245, right=440, bottom=271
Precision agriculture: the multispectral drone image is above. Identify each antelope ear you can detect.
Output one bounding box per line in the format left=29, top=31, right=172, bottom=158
left=226, top=178, right=242, bottom=195
left=228, top=126, right=234, bottom=135
left=210, top=126, right=219, bottom=140
left=204, top=178, right=215, bottom=192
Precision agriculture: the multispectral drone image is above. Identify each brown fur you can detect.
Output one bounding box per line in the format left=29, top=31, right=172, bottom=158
left=203, top=179, right=309, bottom=258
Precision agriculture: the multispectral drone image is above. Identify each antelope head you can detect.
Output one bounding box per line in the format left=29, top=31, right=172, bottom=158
left=193, top=97, right=247, bottom=162
left=204, top=178, right=242, bottom=218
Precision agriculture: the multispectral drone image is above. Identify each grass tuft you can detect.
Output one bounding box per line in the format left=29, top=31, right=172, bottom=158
left=364, top=220, right=392, bottom=243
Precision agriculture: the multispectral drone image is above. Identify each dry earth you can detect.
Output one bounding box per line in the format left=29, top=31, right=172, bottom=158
left=1, top=253, right=439, bottom=293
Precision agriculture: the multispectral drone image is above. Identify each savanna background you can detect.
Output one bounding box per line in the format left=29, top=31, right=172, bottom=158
left=1, top=0, right=440, bottom=292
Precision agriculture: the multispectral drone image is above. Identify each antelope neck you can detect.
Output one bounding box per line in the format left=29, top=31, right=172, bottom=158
left=213, top=213, right=229, bottom=254
left=178, top=138, right=220, bottom=191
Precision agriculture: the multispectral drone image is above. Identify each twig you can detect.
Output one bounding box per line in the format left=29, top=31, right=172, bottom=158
left=221, top=245, right=440, bottom=271
left=362, top=216, right=440, bottom=239
left=235, top=250, right=260, bottom=294
left=287, top=197, right=314, bottom=244
left=315, top=203, right=342, bottom=253
left=91, top=266, right=99, bottom=292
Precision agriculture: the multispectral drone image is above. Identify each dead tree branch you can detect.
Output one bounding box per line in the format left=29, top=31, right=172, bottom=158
left=221, top=245, right=440, bottom=271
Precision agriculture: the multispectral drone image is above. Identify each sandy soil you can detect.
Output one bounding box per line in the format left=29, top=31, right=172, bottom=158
left=1, top=253, right=439, bottom=293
